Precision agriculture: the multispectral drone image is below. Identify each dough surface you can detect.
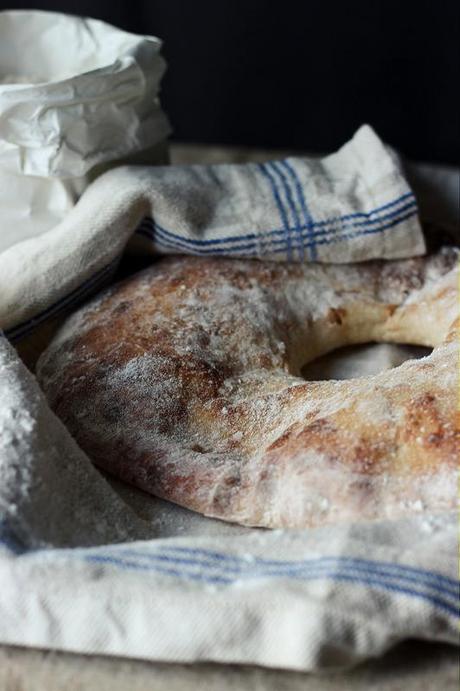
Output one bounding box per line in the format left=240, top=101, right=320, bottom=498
left=37, top=250, right=459, bottom=528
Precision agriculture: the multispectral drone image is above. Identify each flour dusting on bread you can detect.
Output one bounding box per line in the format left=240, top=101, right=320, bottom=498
left=37, top=250, right=459, bottom=528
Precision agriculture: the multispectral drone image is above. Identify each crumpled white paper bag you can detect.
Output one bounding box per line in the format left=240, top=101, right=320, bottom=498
left=0, top=10, right=171, bottom=253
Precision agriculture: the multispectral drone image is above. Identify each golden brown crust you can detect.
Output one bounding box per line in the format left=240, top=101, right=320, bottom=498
left=37, top=249, right=459, bottom=528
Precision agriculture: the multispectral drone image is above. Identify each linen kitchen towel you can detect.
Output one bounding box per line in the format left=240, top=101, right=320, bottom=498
left=0, top=332, right=457, bottom=672
left=0, top=125, right=424, bottom=342
left=1, top=127, right=456, bottom=673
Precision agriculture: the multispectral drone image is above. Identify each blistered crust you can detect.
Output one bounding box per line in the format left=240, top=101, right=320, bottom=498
left=37, top=250, right=459, bottom=528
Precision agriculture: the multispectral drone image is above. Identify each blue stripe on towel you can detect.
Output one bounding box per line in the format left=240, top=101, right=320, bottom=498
left=4, top=258, right=119, bottom=342
left=4, top=191, right=417, bottom=342
left=114, top=545, right=460, bottom=596
left=257, top=162, right=294, bottom=261
left=1, top=529, right=457, bottom=617
left=0, top=531, right=459, bottom=616
left=309, top=208, right=418, bottom=248
left=280, top=159, right=316, bottom=261
left=139, top=207, right=418, bottom=256
left=157, top=545, right=459, bottom=588
left=79, top=553, right=460, bottom=617
left=138, top=194, right=417, bottom=250
left=268, top=161, right=304, bottom=261
left=89, top=548, right=459, bottom=603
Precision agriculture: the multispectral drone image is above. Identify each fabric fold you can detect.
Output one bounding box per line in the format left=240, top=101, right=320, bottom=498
left=1, top=125, right=425, bottom=340
left=0, top=132, right=457, bottom=673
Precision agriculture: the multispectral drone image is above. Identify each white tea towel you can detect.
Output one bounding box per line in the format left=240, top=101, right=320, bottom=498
left=1, top=125, right=425, bottom=341
left=1, top=514, right=457, bottom=672
left=0, top=333, right=458, bottom=672
left=0, top=131, right=457, bottom=673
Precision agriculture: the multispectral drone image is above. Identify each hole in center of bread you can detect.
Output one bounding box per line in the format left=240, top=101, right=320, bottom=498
left=300, top=343, right=432, bottom=381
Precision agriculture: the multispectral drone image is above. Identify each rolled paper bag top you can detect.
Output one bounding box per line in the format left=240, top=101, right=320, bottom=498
left=0, top=9, right=171, bottom=253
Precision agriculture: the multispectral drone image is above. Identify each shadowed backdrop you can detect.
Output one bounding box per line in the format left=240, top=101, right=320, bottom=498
left=1, top=0, right=459, bottom=164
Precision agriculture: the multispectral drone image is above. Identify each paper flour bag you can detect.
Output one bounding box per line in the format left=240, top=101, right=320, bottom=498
left=0, top=10, right=171, bottom=254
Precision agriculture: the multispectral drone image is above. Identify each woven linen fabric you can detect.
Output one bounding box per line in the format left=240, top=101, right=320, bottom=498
left=0, top=336, right=458, bottom=672
left=0, top=124, right=425, bottom=341
left=0, top=128, right=457, bottom=672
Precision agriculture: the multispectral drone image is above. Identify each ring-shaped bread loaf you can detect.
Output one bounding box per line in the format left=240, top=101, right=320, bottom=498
left=37, top=249, right=459, bottom=528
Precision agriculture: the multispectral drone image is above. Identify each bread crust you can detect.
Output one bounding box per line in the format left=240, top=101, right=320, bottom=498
left=37, top=250, right=459, bottom=528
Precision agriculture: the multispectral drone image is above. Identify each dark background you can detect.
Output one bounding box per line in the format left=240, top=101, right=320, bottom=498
left=2, top=1, right=459, bottom=163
